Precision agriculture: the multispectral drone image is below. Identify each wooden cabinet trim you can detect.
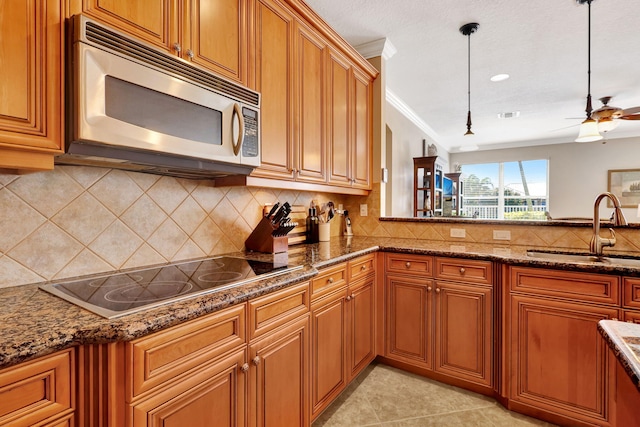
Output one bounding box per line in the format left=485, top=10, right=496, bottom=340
left=249, top=281, right=310, bottom=340
left=510, top=266, right=620, bottom=306
left=434, top=257, right=493, bottom=285
left=127, top=303, right=246, bottom=400
left=623, top=277, right=640, bottom=310
left=348, top=253, right=375, bottom=282
left=310, top=263, right=347, bottom=300
left=0, top=349, right=73, bottom=426
left=385, top=253, right=434, bottom=277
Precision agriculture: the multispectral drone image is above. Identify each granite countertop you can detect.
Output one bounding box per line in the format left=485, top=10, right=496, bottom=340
left=598, top=320, right=640, bottom=391
left=3, top=236, right=640, bottom=370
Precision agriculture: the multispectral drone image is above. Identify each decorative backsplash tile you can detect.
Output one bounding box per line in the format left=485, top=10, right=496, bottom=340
left=0, top=166, right=347, bottom=288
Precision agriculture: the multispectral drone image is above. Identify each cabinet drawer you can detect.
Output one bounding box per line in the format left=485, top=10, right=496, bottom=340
left=348, top=253, right=375, bottom=282
left=510, top=266, right=620, bottom=305
left=0, top=349, right=73, bottom=426
left=127, top=303, right=246, bottom=399
left=434, top=257, right=492, bottom=285
left=311, top=263, right=347, bottom=300
left=623, top=277, right=640, bottom=310
left=249, top=281, right=310, bottom=340
left=385, top=253, right=433, bottom=276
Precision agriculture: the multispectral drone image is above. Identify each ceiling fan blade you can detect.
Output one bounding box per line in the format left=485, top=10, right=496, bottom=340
left=618, top=106, right=640, bottom=120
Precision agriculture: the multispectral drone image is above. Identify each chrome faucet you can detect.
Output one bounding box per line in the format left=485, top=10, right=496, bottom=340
left=589, top=192, right=627, bottom=255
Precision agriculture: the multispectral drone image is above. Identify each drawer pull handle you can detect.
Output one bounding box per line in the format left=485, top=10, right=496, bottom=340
left=361, top=265, right=367, bottom=271
left=252, top=356, right=261, bottom=365
left=328, top=277, right=334, bottom=284
left=459, top=267, right=466, bottom=274
left=241, top=363, right=249, bottom=373
left=405, top=262, right=411, bottom=268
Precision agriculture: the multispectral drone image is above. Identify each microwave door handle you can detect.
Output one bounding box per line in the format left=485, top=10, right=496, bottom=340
left=232, top=103, right=244, bottom=156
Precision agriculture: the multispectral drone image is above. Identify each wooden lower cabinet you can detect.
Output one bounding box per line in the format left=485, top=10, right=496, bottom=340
left=309, top=255, right=376, bottom=421
left=434, top=280, right=492, bottom=387
left=347, top=274, right=376, bottom=380
left=385, top=274, right=432, bottom=368
left=130, top=348, right=248, bottom=427
left=509, top=295, right=618, bottom=426
left=0, top=349, right=74, bottom=426
left=249, top=315, right=309, bottom=427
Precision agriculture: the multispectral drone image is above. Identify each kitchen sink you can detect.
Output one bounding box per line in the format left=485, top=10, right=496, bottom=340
left=526, top=250, right=640, bottom=267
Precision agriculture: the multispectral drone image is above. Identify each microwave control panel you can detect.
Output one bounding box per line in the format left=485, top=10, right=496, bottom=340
left=242, top=107, right=259, bottom=158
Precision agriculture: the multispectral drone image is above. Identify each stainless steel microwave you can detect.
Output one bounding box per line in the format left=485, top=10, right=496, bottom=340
left=57, top=15, right=261, bottom=179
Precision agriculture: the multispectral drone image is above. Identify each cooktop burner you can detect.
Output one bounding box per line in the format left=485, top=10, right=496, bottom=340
left=40, top=256, right=302, bottom=319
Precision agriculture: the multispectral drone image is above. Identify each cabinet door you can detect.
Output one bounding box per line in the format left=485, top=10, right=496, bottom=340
left=510, top=295, right=618, bottom=425
left=76, top=0, right=179, bottom=53
left=385, top=274, right=432, bottom=368
left=347, top=275, right=376, bottom=380
left=130, top=348, right=248, bottom=427
left=434, top=281, right=492, bottom=387
left=351, top=68, right=372, bottom=190
left=327, top=49, right=351, bottom=187
left=310, top=291, right=347, bottom=419
left=295, top=22, right=327, bottom=183
left=184, top=0, right=248, bottom=83
left=249, top=316, right=309, bottom=427
left=0, top=0, right=63, bottom=170
left=251, top=0, right=295, bottom=180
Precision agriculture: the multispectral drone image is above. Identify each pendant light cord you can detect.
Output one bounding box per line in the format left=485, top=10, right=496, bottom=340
left=460, top=23, right=478, bottom=136
left=585, top=0, right=593, bottom=118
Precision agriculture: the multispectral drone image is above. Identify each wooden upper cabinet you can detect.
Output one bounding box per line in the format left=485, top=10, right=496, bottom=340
left=0, top=0, right=64, bottom=171
left=351, top=68, right=372, bottom=189
left=75, top=0, right=248, bottom=83
left=184, top=0, right=249, bottom=83
left=252, top=0, right=295, bottom=180
left=295, top=21, right=327, bottom=184
left=73, top=0, right=179, bottom=53
left=327, top=48, right=351, bottom=187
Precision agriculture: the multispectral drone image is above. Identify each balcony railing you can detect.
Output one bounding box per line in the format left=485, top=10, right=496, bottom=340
left=460, top=202, right=547, bottom=220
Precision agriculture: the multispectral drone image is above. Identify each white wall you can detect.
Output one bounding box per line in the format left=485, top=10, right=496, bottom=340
left=450, top=137, right=640, bottom=220
left=386, top=103, right=449, bottom=217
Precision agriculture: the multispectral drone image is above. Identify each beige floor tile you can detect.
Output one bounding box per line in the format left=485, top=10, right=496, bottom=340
left=313, top=362, right=557, bottom=427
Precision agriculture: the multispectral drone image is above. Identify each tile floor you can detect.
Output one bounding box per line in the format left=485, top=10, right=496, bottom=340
left=312, top=362, right=557, bottom=427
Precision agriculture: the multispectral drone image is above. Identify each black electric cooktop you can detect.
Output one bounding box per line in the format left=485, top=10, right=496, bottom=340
left=40, top=256, right=302, bottom=319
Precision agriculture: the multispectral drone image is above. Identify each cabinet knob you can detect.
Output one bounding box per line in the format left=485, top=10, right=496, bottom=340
left=612, top=317, right=619, bottom=321
left=186, top=49, right=194, bottom=59
left=241, top=363, right=249, bottom=372
left=459, top=267, right=466, bottom=274
left=361, top=265, right=367, bottom=271
left=173, top=42, right=181, bottom=53
left=351, top=293, right=355, bottom=299
left=427, top=286, right=432, bottom=292
left=346, top=295, right=352, bottom=301
left=435, top=288, right=441, bottom=293
left=405, top=262, right=411, bottom=269
left=252, top=356, right=261, bottom=365
left=328, top=277, right=334, bottom=284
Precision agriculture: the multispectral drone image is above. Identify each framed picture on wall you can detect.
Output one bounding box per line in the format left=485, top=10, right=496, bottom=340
left=607, top=169, right=640, bottom=207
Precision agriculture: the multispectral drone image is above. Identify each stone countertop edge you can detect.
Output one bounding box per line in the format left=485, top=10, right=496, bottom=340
left=598, top=320, right=640, bottom=391
left=2, top=236, right=640, bottom=370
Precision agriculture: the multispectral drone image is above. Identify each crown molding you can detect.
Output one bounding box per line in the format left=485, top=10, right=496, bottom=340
left=355, top=38, right=397, bottom=60
left=386, top=89, right=440, bottom=144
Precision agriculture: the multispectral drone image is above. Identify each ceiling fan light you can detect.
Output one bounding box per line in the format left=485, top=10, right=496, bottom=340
left=597, top=117, right=620, bottom=133
left=575, top=118, right=603, bottom=142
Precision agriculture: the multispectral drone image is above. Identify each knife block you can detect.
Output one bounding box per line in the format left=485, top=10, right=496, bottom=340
left=245, top=217, right=289, bottom=253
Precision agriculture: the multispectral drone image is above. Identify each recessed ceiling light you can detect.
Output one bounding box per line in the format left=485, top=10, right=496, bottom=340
left=497, top=111, right=520, bottom=119
left=490, top=74, right=510, bottom=82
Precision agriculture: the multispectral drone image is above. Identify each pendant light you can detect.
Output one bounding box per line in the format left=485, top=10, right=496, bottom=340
left=460, top=23, right=479, bottom=137
left=575, top=0, right=603, bottom=143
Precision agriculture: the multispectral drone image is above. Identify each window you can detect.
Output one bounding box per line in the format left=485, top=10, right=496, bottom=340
left=461, top=160, right=548, bottom=220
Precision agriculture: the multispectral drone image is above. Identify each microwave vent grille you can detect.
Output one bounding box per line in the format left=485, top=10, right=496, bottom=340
left=84, top=21, right=259, bottom=107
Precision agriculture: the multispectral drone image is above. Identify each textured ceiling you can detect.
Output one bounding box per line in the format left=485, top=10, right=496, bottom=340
left=305, top=0, right=640, bottom=152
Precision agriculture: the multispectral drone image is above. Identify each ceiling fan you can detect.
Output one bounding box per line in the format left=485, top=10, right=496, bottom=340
left=590, top=96, right=640, bottom=132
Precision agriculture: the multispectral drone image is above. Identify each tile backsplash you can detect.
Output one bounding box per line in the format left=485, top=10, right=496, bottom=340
left=0, top=166, right=346, bottom=288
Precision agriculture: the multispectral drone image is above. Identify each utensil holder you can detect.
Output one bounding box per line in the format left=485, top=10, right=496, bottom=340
left=245, top=217, right=289, bottom=253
